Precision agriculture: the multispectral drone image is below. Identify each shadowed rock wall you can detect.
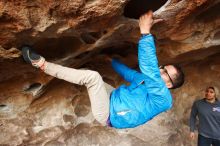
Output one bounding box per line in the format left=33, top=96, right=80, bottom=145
left=0, top=0, right=220, bottom=145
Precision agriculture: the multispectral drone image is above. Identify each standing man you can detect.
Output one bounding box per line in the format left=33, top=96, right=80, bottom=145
left=190, top=86, right=220, bottom=146
left=22, top=10, right=184, bottom=128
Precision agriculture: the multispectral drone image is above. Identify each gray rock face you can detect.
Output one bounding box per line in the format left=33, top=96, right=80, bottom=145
left=0, top=0, right=220, bottom=145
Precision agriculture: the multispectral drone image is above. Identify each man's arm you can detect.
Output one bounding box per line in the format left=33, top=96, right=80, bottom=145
left=138, top=11, right=163, bottom=81
left=189, top=101, right=198, bottom=134
left=138, top=34, right=158, bottom=76
left=111, top=59, right=138, bottom=83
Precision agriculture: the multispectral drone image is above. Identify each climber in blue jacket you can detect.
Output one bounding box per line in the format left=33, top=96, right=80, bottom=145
left=109, top=10, right=184, bottom=128
left=22, top=10, right=184, bottom=129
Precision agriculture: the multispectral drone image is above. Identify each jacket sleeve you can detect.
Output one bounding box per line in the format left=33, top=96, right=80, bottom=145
left=111, top=59, right=138, bottom=83
left=138, top=34, right=173, bottom=111
left=138, top=34, right=165, bottom=90
left=189, top=101, right=198, bottom=132
left=138, top=34, right=160, bottom=78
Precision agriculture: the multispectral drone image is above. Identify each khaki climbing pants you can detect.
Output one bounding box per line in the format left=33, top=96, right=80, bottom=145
left=44, top=61, right=114, bottom=126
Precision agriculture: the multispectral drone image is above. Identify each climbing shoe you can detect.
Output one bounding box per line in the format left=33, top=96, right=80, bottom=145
left=22, top=45, right=45, bottom=68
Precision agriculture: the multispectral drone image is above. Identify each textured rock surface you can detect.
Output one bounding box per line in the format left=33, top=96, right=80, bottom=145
left=0, top=0, right=220, bottom=145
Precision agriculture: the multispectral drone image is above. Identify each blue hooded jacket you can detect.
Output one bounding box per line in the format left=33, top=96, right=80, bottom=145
left=109, top=34, right=172, bottom=128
